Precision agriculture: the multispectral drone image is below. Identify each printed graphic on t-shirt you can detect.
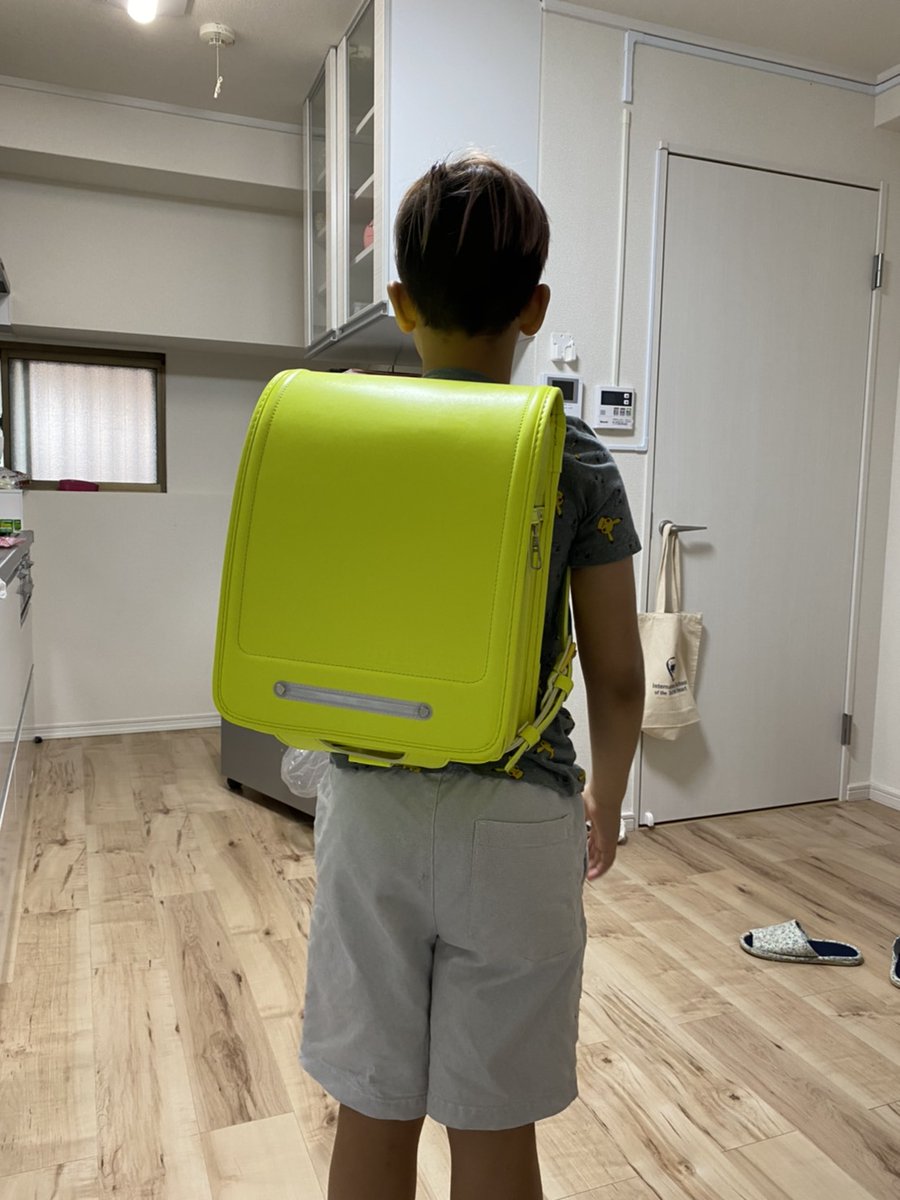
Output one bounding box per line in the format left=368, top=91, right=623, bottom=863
left=597, top=516, right=622, bottom=543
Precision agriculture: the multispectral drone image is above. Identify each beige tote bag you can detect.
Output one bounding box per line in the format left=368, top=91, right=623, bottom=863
left=638, top=523, right=703, bottom=740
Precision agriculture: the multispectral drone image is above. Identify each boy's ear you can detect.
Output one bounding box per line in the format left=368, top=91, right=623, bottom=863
left=519, top=284, right=551, bottom=337
left=387, top=281, right=418, bottom=333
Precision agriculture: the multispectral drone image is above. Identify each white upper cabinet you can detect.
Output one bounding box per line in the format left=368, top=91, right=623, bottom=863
left=304, top=50, right=338, bottom=348
left=341, top=0, right=379, bottom=326
left=303, top=0, right=542, bottom=366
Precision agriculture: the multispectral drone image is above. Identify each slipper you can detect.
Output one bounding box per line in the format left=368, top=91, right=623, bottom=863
left=740, top=919, right=863, bottom=966
left=892, top=937, right=899, bottom=987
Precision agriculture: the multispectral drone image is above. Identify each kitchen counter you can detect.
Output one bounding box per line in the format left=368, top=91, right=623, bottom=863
left=0, top=527, right=34, bottom=980
left=0, top=531, right=33, bottom=585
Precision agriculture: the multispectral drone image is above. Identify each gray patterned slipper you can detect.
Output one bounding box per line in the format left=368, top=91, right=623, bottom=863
left=892, top=937, right=899, bottom=987
left=740, top=919, right=863, bottom=966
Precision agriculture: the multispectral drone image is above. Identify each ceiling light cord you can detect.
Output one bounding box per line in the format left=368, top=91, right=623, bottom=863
left=215, top=40, right=223, bottom=100
left=199, top=24, right=236, bottom=103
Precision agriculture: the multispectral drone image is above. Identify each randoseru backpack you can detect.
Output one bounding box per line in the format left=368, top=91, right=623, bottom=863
left=213, top=370, right=576, bottom=778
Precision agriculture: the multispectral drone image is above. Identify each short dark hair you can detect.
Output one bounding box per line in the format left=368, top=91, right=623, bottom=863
left=394, top=151, right=550, bottom=336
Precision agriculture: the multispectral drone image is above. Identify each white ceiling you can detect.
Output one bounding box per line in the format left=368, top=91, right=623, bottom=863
left=1, top=0, right=899, bottom=127
left=0, top=0, right=361, bottom=126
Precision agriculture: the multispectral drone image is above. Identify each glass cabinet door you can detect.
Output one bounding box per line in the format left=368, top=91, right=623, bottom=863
left=305, top=59, right=332, bottom=345
left=343, top=0, right=376, bottom=322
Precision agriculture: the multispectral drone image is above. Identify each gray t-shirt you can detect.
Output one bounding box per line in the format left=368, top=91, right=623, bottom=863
left=332, top=368, right=641, bottom=798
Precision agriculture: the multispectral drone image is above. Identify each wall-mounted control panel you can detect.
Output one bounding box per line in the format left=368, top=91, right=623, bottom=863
left=593, top=386, right=635, bottom=430
left=541, top=373, right=583, bottom=418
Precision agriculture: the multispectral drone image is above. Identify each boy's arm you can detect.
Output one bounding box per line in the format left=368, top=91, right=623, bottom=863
left=571, top=557, right=645, bottom=881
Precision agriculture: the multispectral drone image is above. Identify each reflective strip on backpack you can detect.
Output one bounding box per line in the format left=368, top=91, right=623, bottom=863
left=273, top=681, right=432, bottom=721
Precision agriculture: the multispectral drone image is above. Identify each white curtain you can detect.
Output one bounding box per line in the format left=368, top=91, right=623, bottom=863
left=11, top=359, right=157, bottom=484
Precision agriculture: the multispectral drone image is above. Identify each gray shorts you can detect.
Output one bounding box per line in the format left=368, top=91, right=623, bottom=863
left=299, top=762, right=588, bottom=1131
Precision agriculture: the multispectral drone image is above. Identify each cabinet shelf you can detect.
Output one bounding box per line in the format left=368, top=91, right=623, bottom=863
left=355, top=105, right=376, bottom=137
left=353, top=173, right=375, bottom=202
left=353, top=243, right=374, bottom=266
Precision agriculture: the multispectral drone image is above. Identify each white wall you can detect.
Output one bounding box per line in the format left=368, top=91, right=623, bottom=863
left=528, top=11, right=900, bottom=812
left=26, top=351, right=301, bottom=735
left=0, top=177, right=302, bottom=349
left=0, top=82, right=302, bottom=199
left=871, top=379, right=900, bottom=807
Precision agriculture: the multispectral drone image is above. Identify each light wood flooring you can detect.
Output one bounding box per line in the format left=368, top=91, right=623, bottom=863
left=1, top=729, right=899, bottom=1198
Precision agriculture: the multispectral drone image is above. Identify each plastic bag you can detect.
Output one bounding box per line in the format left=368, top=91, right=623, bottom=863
left=281, top=747, right=331, bottom=797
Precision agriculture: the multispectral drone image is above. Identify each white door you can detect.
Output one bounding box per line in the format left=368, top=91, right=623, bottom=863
left=640, top=155, right=878, bottom=825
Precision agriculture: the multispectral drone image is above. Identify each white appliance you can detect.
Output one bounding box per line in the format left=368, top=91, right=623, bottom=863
left=0, top=489, right=25, bottom=534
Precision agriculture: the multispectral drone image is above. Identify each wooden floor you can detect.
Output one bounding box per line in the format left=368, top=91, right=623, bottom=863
left=1, top=730, right=899, bottom=1199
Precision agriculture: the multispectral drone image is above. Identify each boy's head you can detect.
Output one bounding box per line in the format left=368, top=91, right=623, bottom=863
left=392, top=151, right=550, bottom=338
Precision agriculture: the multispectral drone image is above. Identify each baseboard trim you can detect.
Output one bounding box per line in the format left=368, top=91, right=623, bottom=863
left=33, top=714, right=220, bottom=740
left=839, top=782, right=900, bottom=811
left=846, top=783, right=872, bottom=801
left=869, top=781, right=900, bottom=812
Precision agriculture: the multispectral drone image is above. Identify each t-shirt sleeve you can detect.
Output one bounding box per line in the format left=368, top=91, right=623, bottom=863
left=565, top=418, right=642, bottom=568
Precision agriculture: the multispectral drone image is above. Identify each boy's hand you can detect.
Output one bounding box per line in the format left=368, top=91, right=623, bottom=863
left=582, top=780, right=619, bottom=882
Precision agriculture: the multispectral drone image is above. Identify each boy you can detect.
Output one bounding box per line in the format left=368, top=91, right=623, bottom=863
left=300, top=152, right=645, bottom=1200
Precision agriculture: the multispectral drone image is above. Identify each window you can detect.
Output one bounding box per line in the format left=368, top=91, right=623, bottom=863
left=0, top=344, right=166, bottom=491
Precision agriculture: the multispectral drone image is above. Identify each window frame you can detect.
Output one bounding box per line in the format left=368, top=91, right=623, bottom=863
left=0, top=342, right=167, bottom=492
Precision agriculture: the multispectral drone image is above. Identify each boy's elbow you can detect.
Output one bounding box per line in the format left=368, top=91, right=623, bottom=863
left=583, top=657, right=645, bottom=706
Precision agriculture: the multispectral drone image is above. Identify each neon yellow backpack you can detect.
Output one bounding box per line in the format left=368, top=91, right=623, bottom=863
left=213, top=370, right=576, bottom=778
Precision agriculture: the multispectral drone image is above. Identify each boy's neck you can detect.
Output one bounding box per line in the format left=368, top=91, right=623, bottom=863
left=416, top=327, right=518, bottom=385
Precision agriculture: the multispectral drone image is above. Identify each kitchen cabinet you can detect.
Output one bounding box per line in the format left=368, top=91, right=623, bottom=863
left=341, top=0, right=378, bottom=326
left=0, top=533, right=35, bottom=980
left=302, top=0, right=542, bottom=367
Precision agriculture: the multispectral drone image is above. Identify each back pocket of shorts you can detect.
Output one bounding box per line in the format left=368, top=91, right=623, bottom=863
left=467, top=813, right=581, bottom=963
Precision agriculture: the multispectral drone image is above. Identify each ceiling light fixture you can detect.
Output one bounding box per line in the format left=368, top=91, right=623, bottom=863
left=127, top=0, right=159, bottom=22
left=108, top=1, right=190, bottom=23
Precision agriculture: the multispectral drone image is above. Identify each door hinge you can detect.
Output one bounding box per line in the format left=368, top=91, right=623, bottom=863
left=872, top=253, right=884, bottom=290
left=841, top=713, right=853, bottom=746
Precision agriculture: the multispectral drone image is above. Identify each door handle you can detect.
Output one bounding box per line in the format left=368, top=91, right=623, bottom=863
left=658, top=521, right=708, bottom=535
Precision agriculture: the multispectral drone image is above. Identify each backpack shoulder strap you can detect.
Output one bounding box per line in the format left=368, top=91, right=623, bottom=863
left=501, top=568, right=577, bottom=778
